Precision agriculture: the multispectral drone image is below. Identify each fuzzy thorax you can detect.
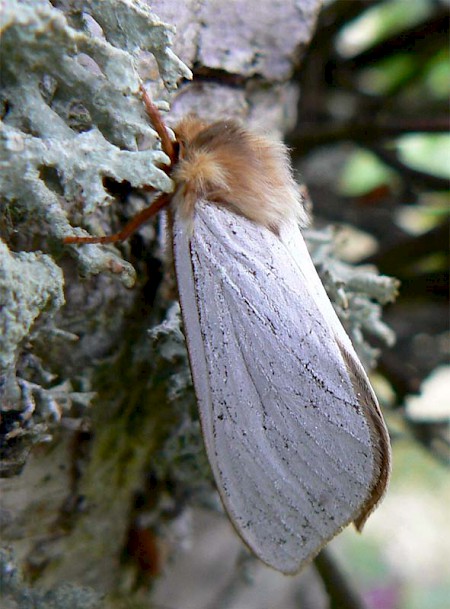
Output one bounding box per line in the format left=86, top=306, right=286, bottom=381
left=172, top=116, right=307, bottom=232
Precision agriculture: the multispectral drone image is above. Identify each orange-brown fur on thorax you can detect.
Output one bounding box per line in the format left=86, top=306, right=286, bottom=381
left=172, top=116, right=307, bottom=232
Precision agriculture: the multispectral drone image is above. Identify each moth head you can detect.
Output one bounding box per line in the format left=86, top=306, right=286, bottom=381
left=171, top=116, right=307, bottom=232
left=173, top=116, right=209, bottom=159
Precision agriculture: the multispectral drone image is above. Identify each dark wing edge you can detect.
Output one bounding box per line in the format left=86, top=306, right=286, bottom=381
left=337, top=341, right=392, bottom=530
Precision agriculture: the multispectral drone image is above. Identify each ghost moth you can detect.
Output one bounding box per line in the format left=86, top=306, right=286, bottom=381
left=64, top=85, right=391, bottom=574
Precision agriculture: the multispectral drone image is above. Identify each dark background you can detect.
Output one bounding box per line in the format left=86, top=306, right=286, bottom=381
left=290, top=0, right=449, bottom=465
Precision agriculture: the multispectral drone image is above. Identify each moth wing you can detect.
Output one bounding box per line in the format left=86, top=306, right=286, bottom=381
left=173, top=201, right=390, bottom=574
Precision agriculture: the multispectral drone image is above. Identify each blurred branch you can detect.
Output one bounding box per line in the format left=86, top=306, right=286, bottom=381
left=378, top=349, right=422, bottom=399
left=289, top=117, right=449, bottom=153
left=365, top=220, right=449, bottom=273
left=310, top=0, right=378, bottom=46
left=369, top=145, right=450, bottom=191
left=294, top=0, right=379, bottom=121
left=378, top=328, right=448, bottom=403
left=338, top=10, right=450, bottom=70
left=314, top=549, right=368, bottom=609
left=294, top=1, right=450, bottom=162
left=408, top=420, right=450, bottom=466
left=364, top=220, right=449, bottom=306
left=390, top=269, right=448, bottom=303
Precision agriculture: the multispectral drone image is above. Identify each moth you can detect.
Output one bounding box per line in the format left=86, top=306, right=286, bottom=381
left=65, top=85, right=391, bottom=574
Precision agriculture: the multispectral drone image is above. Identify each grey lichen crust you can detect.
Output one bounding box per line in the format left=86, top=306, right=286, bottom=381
left=0, top=1, right=190, bottom=450
left=0, top=240, right=64, bottom=385
left=306, top=228, right=399, bottom=369
left=0, top=242, right=65, bottom=475
left=0, top=547, right=102, bottom=609
left=0, top=0, right=190, bottom=282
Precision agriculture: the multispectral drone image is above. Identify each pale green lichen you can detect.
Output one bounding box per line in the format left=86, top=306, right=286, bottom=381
left=0, top=0, right=190, bottom=463
left=0, top=241, right=65, bottom=473
left=0, top=240, right=64, bottom=379
left=305, top=227, right=399, bottom=368
left=74, top=0, right=192, bottom=90
left=0, top=0, right=190, bottom=283
left=148, top=303, right=213, bottom=494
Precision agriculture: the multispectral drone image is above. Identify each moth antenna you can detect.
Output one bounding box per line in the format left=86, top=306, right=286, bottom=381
left=64, top=192, right=171, bottom=244
left=140, top=83, right=176, bottom=163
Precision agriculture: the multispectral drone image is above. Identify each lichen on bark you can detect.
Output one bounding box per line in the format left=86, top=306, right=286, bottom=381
left=1, top=4, right=192, bottom=598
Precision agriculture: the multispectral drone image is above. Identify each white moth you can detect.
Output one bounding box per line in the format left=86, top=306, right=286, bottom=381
left=65, top=88, right=391, bottom=574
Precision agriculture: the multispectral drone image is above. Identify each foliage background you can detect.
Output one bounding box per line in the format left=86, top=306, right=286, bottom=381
left=290, top=2, right=449, bottom=609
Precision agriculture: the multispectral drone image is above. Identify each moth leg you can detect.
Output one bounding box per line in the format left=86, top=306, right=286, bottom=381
left=140, top=83, right=176, bottom=163
left=65, top=87, right=176, bottom=246
left=64, top=192, right=172, bottom=244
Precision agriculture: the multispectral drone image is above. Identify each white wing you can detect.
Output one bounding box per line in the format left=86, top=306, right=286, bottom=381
left=173, top=201, right=390, bottom=574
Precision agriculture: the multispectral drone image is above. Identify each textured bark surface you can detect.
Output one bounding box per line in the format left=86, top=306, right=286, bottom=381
left=151, top=0, right=320, bottom=133
left=1, top=1, right=322, bottom=607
